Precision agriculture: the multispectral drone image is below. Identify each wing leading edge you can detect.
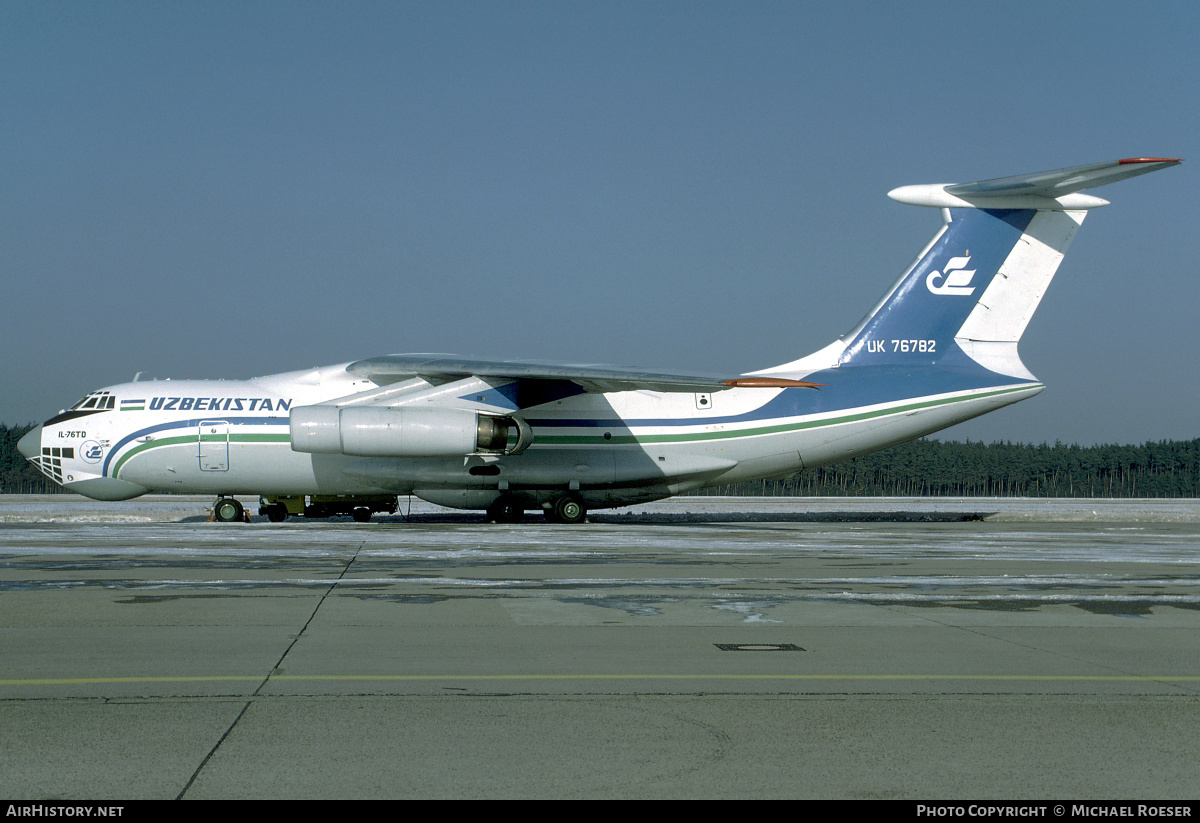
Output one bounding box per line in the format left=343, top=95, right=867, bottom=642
left=345, top=354, right=820, bottom=395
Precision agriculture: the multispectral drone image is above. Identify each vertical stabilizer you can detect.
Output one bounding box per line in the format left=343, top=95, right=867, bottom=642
left=838, top=207, right=1043, bottom=370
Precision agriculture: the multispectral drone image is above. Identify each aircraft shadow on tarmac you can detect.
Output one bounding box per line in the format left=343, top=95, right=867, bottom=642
left=183, top=510, right=996, bottom=525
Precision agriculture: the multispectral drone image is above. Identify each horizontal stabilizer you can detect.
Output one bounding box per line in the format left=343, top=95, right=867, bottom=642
left=946, top=157, right=1181, bottom=198
left=889, top=157, right=1181, bottom=209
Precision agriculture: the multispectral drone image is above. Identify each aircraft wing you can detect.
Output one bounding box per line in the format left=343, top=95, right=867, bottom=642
left=345, top=354, right=819, bottom=394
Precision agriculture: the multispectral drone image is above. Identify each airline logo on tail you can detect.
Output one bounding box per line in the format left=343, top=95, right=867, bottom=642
left=926, top=255, right=977, bottom=296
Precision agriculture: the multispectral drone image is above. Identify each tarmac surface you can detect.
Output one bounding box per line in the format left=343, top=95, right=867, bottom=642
left=1, top=494, right=1198, bottom=799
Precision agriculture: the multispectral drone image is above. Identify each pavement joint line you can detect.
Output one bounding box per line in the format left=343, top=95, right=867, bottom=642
left=174, top=541, right=367, bottom=800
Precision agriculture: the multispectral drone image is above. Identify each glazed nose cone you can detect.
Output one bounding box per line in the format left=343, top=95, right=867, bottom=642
left=17, top=425, right=42, bottom=460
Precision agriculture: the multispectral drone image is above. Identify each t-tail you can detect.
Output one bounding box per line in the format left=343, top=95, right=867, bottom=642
left=754, top=158, right=1181, bottom=385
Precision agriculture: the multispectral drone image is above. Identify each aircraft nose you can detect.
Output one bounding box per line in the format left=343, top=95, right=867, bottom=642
left=17, top=425, right=42, bottom=460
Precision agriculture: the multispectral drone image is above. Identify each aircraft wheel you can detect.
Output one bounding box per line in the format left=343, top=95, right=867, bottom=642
left=487, top=496, right=524, bottom=524
left=213, top=497, right=244, bottom=523
left=549, top=494, right=586, bottom=525
left=352, top=507, right=372, bottom=522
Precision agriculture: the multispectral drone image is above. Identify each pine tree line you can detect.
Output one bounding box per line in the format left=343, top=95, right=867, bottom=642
left=0, top=423, right=65, bottom=494
left=2, top=422, right=1198, bottom=497
left=700, top=438, right=1200, bottom=498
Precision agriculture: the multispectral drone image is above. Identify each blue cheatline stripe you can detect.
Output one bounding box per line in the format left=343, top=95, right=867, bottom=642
left=526, top=384, right=1035, bottom=445
left=525, top=367, right=1037, bottom=430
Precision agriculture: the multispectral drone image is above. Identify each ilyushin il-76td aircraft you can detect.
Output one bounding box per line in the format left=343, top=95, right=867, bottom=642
left=19, top=158, right=1180, bottom=523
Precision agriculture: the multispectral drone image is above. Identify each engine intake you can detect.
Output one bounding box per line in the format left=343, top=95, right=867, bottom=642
left=290, top=406, right=530, bottom=457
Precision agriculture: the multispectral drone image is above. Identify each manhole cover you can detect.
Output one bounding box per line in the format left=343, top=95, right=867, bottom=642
left=714, top=643, right=805, bottom=652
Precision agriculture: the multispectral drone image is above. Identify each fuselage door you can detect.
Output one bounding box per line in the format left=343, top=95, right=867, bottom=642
left=199, top=420, right=229, bottom=472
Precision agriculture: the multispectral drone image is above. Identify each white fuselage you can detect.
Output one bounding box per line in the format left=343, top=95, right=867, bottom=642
left=25, top=361, right=1039, bottom=509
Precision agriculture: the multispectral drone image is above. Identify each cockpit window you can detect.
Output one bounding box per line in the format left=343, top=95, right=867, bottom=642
left=68, top=391, right=114, bottom=411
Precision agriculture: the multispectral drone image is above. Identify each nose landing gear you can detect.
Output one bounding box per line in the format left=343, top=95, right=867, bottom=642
left=212, top=497, right=246, bottom=522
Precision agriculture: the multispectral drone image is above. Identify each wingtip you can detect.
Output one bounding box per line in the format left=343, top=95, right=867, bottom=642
left=1118, top=157, right=1182, bottom=164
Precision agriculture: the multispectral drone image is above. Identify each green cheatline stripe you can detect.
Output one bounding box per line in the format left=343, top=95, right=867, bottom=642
left=3, top=673, right=1197, bottom=686
left=112, top=435, right=194, bottom=477
left=111, top=432, right=291, bottom=478
left=537, top=384, right=1036, bottom=445
left=109, top=385, right=1035, bottom=476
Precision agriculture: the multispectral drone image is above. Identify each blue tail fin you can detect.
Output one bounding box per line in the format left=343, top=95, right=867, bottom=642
left=839, top=207, right=1039, bottom=369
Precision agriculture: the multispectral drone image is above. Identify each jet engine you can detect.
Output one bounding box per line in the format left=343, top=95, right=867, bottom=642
left=289, top=406, right=530, bottom=457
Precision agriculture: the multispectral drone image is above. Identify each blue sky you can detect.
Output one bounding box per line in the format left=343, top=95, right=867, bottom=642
left=2, top=1, right=1195, bottom=445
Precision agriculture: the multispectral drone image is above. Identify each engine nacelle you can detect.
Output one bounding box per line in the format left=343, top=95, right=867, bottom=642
left=290, top=406, right=527, bottom=457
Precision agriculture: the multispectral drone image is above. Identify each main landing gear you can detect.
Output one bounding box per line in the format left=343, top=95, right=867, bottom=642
left=485, top=493, right=587, bottom=524
left=544, top=493, right=586, bottom=525
left=486, top=495, right=525, bottom=524
left=260, top=502, right=288, bottom=522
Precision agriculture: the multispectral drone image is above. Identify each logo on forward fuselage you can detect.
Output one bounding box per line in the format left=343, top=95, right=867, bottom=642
left=80, top=441, right=104, bottom=463
left=926, top=255, right=977, bottom=296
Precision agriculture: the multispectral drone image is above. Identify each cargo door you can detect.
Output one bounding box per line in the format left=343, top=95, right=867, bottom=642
left=199, top=421, right=229, bottom=472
